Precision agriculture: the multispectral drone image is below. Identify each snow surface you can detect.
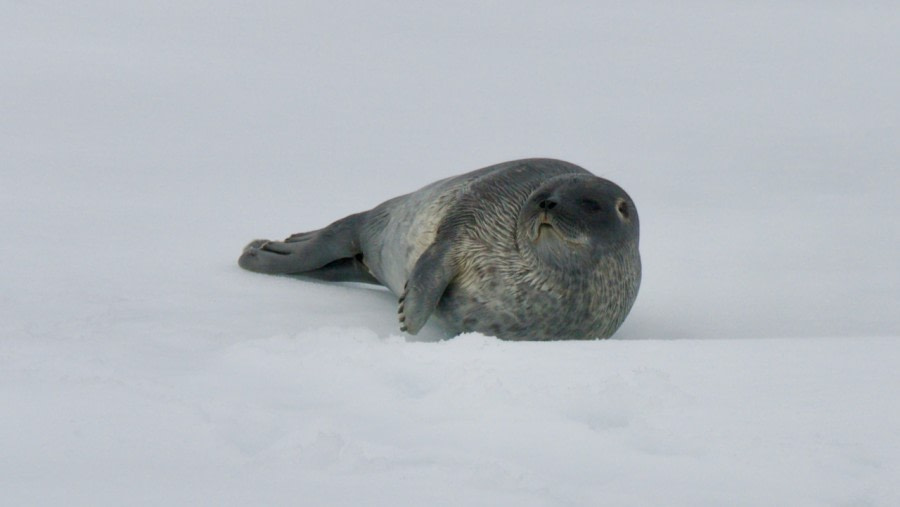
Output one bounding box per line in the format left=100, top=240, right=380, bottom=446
left=2, top=1, right=899, bottom=505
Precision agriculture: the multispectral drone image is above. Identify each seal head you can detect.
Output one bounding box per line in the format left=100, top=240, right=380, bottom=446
left=517, top=174, right=639, bottom=264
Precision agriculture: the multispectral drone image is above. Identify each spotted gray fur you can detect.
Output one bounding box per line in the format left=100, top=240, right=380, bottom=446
left=238, top=158, right=641, bottom=340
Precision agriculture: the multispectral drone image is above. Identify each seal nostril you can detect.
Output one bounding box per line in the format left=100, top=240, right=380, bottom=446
left=539, top=199, right=557, bottom=210
left=616, top=199, right=630, bottom=219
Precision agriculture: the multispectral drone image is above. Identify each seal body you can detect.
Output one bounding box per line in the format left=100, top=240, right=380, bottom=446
left=239, top=158, right=641, bottom=340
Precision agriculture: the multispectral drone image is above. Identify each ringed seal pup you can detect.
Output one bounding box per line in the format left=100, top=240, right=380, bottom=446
left=239, top=158, right=641, bottom=340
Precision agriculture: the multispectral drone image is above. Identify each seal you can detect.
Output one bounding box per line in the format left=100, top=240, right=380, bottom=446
left=239, top=158, right=641, bottom=340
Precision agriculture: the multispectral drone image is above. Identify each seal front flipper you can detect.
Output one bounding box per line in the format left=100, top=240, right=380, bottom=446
left=398, top=241, right=458, bottom=334
left=239, top=212, right=372, bottom=282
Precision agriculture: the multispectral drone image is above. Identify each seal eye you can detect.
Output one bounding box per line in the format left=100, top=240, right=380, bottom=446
left=580, top=199, right=601, bottom=212
left=616, top=199, right=630, bottom=220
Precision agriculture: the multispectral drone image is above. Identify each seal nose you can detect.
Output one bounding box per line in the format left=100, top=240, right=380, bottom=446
left=538, top=199, right=557, bottom=210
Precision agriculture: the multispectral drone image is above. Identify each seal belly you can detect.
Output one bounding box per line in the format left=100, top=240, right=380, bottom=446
left=359, top=177, right=465, bottom=295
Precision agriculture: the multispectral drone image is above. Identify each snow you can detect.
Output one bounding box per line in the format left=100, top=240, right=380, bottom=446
left=2, top=1, right=899, bottom=505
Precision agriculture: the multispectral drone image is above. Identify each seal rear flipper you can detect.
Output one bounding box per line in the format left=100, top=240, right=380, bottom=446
left=398, top=241, right=458, bottom=334
left=238, top=212, right=366, bottom=275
